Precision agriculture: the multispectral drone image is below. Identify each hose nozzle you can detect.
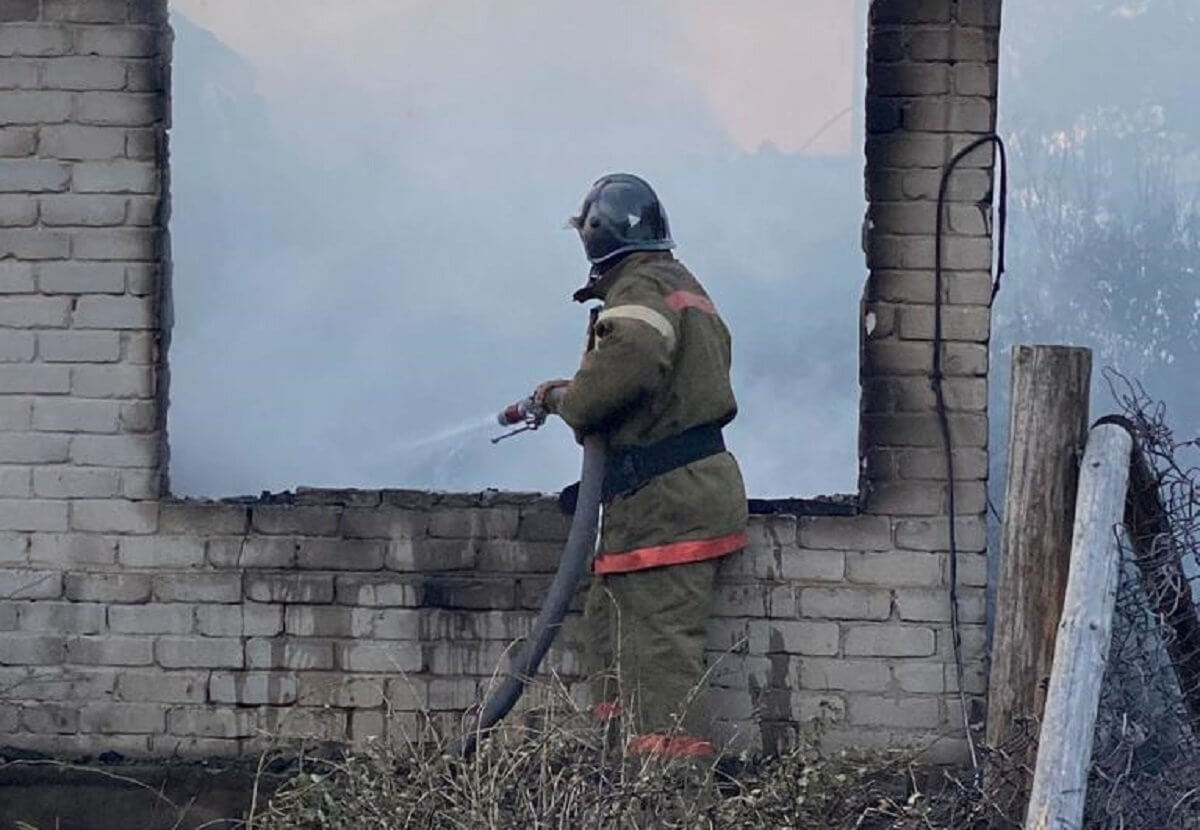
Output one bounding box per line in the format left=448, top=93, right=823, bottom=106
left=497, top=397, right=537, bottom=427
left=493, top=388, right=567, bottom=444
left=492, top=395, right=549, bottom=444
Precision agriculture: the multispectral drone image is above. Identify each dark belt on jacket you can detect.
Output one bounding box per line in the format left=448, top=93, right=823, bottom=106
left=601, top=423, right=726, bottom=503
left=557, top=423, right=726, bottom=513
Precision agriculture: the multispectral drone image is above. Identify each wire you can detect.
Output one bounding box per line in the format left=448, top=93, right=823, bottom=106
left=934, top=132, right=1008, bottom=771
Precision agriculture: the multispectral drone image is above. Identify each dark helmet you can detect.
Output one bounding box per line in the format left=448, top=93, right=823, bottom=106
left=569, top=173, right=675, bottom=267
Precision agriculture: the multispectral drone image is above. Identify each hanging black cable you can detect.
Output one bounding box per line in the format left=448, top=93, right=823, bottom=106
left=934, top=132, right=1008, bottom=770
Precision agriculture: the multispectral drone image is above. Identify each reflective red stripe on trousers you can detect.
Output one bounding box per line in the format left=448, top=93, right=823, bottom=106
left=628, top=733, right=716, bottom=757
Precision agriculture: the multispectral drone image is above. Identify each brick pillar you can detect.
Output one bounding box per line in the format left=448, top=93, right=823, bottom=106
left=0, top=0, right=170, bottom=540
left=859, top=0, right=1001, bottom=530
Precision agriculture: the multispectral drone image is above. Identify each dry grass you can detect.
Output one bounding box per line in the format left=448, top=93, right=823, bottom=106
left=246, top=680, right=1007, bottom=830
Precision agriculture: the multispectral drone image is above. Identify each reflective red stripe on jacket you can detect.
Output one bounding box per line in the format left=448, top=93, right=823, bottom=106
left=592, top=530, right=747, bottom=575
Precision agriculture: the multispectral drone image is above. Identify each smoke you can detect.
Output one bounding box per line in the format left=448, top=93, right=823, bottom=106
left=165, top=1, right=868, bottom=498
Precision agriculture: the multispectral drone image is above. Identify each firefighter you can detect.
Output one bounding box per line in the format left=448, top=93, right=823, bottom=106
left=534, top=173, right=748, bottom=758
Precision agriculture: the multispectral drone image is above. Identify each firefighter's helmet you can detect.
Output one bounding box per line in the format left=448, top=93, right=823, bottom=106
left=569, top=173, right=675, bottom=267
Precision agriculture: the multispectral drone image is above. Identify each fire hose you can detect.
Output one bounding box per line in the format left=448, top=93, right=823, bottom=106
left=456, top=388, right=604, bottom=757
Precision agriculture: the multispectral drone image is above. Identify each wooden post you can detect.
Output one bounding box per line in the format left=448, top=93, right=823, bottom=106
left=987, top=347, right=1092, bottom=760
left=1025, top=422, right=1133, bottom=830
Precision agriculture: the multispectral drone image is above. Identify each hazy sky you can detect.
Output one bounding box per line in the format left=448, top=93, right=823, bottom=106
left=172, top=0, right=856, bottom=154
left=165, top=1, right=866, bottom=498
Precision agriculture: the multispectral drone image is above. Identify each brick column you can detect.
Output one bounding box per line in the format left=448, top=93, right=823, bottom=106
left=0, top=0, right=169, bottom=543
left=859, top=0, right=1001, bottom=535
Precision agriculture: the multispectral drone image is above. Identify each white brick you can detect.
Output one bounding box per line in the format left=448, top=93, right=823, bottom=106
left=244, top=573, right=331, bottom=603
left=118, top=400, right=155, bottom=431
left=109, top=603, right=195, bottom=634
left=0, top=127, right=36, bottom=157
left=71, top=433, right=158, bottom=466
left=799, top=516, right=892, bottom=550
left=245, top=638, right=334, bottom=671
left=0, top=160, right=70, bottom=192
left=70, top=498, right=158, bottom=533
left=0, top=498, right=69, bottom=531
left=208, top=671, right=298, bottom=705
left=1, top=633, right=65, bottom=664
left=64, top=572, right=149, bottom=602
left=297, top=674, right=386, bottom=708
left=895, top=587, right=986, bottom=623
left=243, top=604, right=283, bottom=636
left=0, top=262, right=35, bottom=292
left=125, top=128, right=155, bottom=159
left=798, top=658, right=891, bottom=692
left=74, top=92, right=161, bottom=126
left=0, top=91, right=72, bottom=123
left=894, top=517, right=987, bottom=552
left=29, top=532, right=117, bottom=565
left=40, top=194, right=127, bottom=226
left=72, top=161, right=157, bottom=193
left=0, top=397, right=32, bottom=429
left=350, top=710, right=384, bottom=743
left=156, top=637, right=243, bottom=669
left=194, top=605, right=253, bottom=637
left=0, top=466, right=30, bottom=497
left=0, top=365, right=70, bottom=394
left=0, top=531, right=26, bottom=563
left=33, top=466, right=121, bottom=498
left=0, top=24, right=71, bottom=55
left=37, top=330, right=122, bottom=362
left=766, top=621, right=840, bottom=656
left=119, top=468, right=160, bottom=499
left=65, top=634, right=153, bottom=665
left=800, top=588, right=893, bottom=621
left=0, top=330, right=35, bottom=360
left=39, top=262, right=125, bottom=293
left=152, top=573, right=240, bottom=603
left=18, top=601, right=105, bottom=633
left=121, top=331, right=156, bottom=362
left=74, top=27, right=158, bottom=58
left=160, top=502, right=247, bottom=535
left=0, top=58, right=38, bottom=89
left=844, top=625, right=936, bottom=657
left=124, top=266, right=155, bottom=296
left=116, top=670, right=208, bottom=703
left=778, top=548, right=845, bottom=582
left=0, top=296, right=72, bottom=326
left=38, top=125, right=126, bottom=160
left=71, top=228, right=159, bottom=260
left=71, top=365, right=154, bottom=397
left=284, top=605, right=352, bottom=637
left=80, top=702, right=165, bottom=734
left=894, top=662, right=945, bottom=693
left=166, top=706, right=258, bottom=739
left=338, top=640, right=422, bottom=673
left=118, top=535, right=205, bottom=567
left=126, top=195, right=157, bottom=225
left=32, top=397, right=119, bottom=431
left=0, top=194, right=37, bottom=225
left=846, top=552, right=942, bottom=587
left=42, top=57, right=127, bottom=90
left=847, top=696, right=940, bottom=728
left=73, top=295, right=154, bottom=327
left=0, top=569, right=62, bottom=599
left=0, top=433, right=69, bottom=462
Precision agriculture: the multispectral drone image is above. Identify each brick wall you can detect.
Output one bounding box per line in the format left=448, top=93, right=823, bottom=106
left=0, top=0, right=1001, bottom=763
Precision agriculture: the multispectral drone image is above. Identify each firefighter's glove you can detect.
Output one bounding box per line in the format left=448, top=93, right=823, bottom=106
left=533, top=379, right=570, bottom=415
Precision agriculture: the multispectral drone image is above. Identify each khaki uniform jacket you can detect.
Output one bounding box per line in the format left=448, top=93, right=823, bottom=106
left=557, top=252, right=748, bottom=574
